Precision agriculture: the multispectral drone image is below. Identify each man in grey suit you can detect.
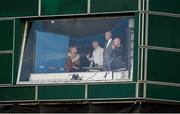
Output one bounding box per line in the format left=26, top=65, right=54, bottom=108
left=103, top=31, right=113, bottom=71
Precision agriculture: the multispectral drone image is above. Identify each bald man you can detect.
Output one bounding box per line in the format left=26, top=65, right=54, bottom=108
left=103, top=31, right=113, bottom=71
left=111, top=37, right=126, bottom=70
left=87, top=41, right=104, bottom=67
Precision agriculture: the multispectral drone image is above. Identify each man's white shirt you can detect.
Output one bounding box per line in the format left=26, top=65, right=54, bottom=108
left=88, top=46, right=104, bottom=66
left=106, top=39, right=112, bottom=48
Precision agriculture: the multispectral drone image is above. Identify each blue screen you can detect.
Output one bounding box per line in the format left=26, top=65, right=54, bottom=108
left=35, top=31, right=69, bottom=73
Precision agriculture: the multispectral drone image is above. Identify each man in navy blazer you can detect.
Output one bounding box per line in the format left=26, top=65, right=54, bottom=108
left=103, top=31, right=113, bottom=71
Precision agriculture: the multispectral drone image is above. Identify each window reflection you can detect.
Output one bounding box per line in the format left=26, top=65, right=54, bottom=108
left=18, top=17, right=134, bottom=84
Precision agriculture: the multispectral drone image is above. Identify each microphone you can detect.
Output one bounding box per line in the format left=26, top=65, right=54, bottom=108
left=104, top=72, right=108, bottom=78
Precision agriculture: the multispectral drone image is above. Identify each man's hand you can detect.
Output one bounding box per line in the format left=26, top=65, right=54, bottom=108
left=112, top=45, right=115, bottom=50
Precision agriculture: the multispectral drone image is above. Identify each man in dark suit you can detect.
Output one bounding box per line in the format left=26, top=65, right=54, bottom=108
left=111, top=37, right=126, bottom=70
left=103, top=31, right=113, bottom=71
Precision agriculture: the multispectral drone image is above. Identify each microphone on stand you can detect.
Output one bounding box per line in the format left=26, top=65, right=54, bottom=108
left=104, top=72, right=108, bottom=78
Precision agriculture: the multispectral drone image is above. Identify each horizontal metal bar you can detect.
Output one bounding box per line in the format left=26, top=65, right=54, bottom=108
left=0, top=85, right=36, bottom=88
left=146, top=81, right=180, bottom=87
left=140, top=11, right=180, bottom=18
left=0, top=10, right=139, bottom=20
left=17, top=80, right=136, bottom=86
left=0, top=51, right=13, bottom=54
left=139, top=45, right=180, bottom=53
left=85, top=97, right=137, bottom=101
left=145, top=98, right=180, bottom=104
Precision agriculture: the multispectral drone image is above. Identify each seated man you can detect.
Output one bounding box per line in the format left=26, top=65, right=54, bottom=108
left=87, top=41, right=104, bottom=68
left=111, top=37, right=126, bottom=70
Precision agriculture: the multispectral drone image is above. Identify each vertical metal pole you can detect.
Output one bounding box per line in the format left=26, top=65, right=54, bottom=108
left=38, top=0, right=41, bottom=16
left=87, top=0, right=91, bottom=14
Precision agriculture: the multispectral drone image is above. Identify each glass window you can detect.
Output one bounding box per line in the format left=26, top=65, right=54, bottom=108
left=17, top=16, right=134, bottom=84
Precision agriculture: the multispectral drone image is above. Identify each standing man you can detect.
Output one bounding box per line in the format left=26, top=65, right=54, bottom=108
left=87, top=41, right=104, bottom=67
left=111, top=37, right=126, bottom=70
left=103, top=31, right=113, bottom=71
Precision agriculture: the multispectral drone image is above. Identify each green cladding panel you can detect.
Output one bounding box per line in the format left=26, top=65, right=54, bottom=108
left=138, top=83, right=144, bottom=98
left=90, top=0, right=138, bottom=13
left=133, top=13, right=139, bottom=81
left=0, top=0, right=38, bottom=17
left=148, top=15, right=180, bottom=49
left=41, top=0, right=87, bottom=15
left=146, top=84, right=180, bottom=101
left=0, top=86, right=35, bottom=101
left=0, top=20, right=14, bottom=51
left=0, top=54, right=12, bottom=84
left=147, top=49, right=180, bottom=83
left=149, top=0, right=180, bottom=14
left=38, top=85, right=85, bottom=100
left=88, top=83, right=136, bottom=99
